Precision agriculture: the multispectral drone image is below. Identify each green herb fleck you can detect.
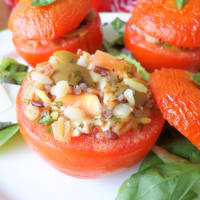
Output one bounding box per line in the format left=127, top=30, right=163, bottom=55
left=24, top=99, right=31, bottom=104
left=46, top=127, right=53, bottom=134
left=52, top=101, right=63, bottom=109
left=38, top=111, right=54, bottom=126
left=31, top=0, right=56, bottom=7
left=176, top=0, right=188, bottom=9
left=188, top=72, right=200, bottom=86
left=111, top=116, right=121, bottom=124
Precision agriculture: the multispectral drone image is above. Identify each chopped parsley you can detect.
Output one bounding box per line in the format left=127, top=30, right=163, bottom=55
left=37, top=111, right=54, bottom=126
left=111, top=116, right=121, bottom=124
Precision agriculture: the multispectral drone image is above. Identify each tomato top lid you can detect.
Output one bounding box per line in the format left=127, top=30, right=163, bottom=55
left=8, top=0, right=92, bottom=41
left=150, top=68, right=200, bottom=149
left=131, top=0, right=200, bottom=48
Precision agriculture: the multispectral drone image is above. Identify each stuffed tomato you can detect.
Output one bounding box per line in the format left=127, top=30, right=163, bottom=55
left=17, top=50, right=164, bottom=178
left=125, top=0, right=200, bottom=71
left=8, top=0, right=102, bottom=67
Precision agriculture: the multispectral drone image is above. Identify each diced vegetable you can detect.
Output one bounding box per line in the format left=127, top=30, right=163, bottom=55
left=113, top=104, right=132, bottom=119
left=35, top=89, right=51, bottom=106
left=123, top=77, right=148, bottom=94
left=24, top=104, right=40, bottom=120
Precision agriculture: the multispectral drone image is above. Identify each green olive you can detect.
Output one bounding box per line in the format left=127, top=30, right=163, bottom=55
left=51, top=51, right=95, bottom=87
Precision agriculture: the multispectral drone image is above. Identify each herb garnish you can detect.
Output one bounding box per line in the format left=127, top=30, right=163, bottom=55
left=31, top=0, right=56, bottom=7
left=37, top=111, right=54, bottom=125
left=52, top=101, right=63, bottom=109
left=176, top=0, right=188, bottom=10
left=111, top=116, right=121, bottom=124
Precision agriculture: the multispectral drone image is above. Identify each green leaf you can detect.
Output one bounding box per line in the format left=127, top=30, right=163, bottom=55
left=0, top=124, right=19, bottom=146
left=0, top=57, right=28, bottom=85
left=152, top=146, right=188, bottom=163
left=158, top=124, right=200, bottom=164
left=116, top=162, right=200, bottom=200
left=111, top=17, right=125, bottom=35
left=139, top=152, right=163, bottom=172
left=110, top=18, right=125, bottom=46
left=37, top=111, right=54, bottom=125
left=176, top=0, right=188, bottom=9
left=116, top=54, right=150, bottom=81
left=188, top=72, right=200, bottom=87
left=31, top=0, right=56, bottom=6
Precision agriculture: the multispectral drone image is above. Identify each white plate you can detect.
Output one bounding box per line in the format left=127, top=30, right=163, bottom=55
left=0, top=13, right=142, bottom=200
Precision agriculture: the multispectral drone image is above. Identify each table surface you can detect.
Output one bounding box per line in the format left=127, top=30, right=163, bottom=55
left=0, top=1, right=10, bottom=30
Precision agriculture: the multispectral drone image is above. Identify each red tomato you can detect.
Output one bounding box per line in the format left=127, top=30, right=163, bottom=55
left=9, top=0, right=91, bottom=41
left=125, top=17, right=200, bottom=72
left=17, top=77, right=164, bottom=178
left=92, top=0, right=137, bottom=12
left=12, top=10, right=103, bottom=67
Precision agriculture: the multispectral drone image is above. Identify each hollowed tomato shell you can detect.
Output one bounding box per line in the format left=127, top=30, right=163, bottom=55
left=17, top=76, right=164, bottom=178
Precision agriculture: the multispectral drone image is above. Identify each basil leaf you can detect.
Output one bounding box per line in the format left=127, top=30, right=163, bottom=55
left=139, top=152, right=163, bottom=171
left=176, top=0, right=187, bottom=9
left=116, top=54, right=150, bottom=81
left=37, top=111, right=54, bottom=125
left=31, top=0, right=56, bottom=6
left=0, top=124, right=19, bottom=146
left=116, top=162, right=200, bottom=200
left=0, top=57, right=28, bottom=85
left=188, top=72, right=200, bottom=87
left=158, top=124, right=200, bottom=164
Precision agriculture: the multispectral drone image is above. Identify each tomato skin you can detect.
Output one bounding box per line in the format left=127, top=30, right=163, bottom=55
left=17, top=77, right=164, bottom=178
left=125, top=18, right=200, bottom=72
left=13, top=10, right=103, bottom=67
left=91, top=0, right=137, bottom=12
left=91, top=0, right=112, bottom=12
left=150, top=69, right=200, bottom=149
left=9, top=0, right=91, bottom=41
left=131, top=0, right=200, bottom=48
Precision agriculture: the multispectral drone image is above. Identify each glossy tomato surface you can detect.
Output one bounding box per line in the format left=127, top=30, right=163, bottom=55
left=150, top=69, right=200, bottom=149
left=125, top=17, right=200, bottom=72
left=130, top=0, right=200, bottom=48
left=17, top=76, right=164, bottom=178
left=13, top=10, right=103, bottom=67
left=9, top=0, right=91, bottom=40
left=92, top=0, right=137, bottom=12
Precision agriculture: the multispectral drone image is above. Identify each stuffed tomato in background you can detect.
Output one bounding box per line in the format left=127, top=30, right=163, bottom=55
left=8, top=0, right=102, bottom=67
left=16, top=50, right=164, bottom=178
left=125, top=0, right=200, bottom=72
